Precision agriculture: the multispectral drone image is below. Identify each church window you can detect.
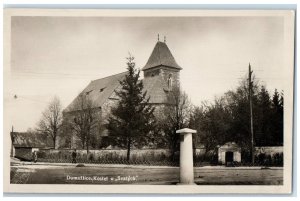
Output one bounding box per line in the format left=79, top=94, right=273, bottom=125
left=86, top=90, right=92, bottom=95
left=168, top=74, right=173, bottom=89
left=100, top=87, right=106, bottom=92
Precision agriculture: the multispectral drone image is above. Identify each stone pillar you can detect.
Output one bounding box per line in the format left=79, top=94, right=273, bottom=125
left=176, top=128, right=197, bottom=185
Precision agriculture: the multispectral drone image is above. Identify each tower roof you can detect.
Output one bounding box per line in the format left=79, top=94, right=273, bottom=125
left=142, top=41, right=182, bottom=71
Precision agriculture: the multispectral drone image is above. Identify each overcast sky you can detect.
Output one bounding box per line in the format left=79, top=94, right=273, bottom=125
left=7, top=16, right=284, bottom=131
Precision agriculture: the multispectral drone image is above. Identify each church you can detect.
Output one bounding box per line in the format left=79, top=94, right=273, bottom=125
left=61, top=38, right=182, bottom=149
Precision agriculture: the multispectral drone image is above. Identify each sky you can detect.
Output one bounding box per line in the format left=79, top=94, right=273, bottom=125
left=6, top=16, right=285, bottom=131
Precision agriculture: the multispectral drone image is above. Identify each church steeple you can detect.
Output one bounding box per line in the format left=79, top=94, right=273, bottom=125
left=142, top=41, right=182, bottom=71
left=143, top=39, right=182, bottom=90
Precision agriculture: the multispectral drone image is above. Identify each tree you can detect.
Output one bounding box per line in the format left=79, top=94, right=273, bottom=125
left=107, top=55, right=156, bottom=161
left=158, top=86, right=192, bottom=160
left=271, top=89, right=284, bottom=145
left=69, top=94, right=100, bottom=153
left=256, top=86, right=273, bottom=146
left=189, top=98, right=232, bottom=157
left=38, top=96, right=62, bottom=149
left=58, top=117, right=74, bottom=148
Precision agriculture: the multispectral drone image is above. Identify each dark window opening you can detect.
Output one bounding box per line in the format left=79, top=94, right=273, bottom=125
left=168, top=74, right=173, bottom=89
left=86, top=90, right=92, bottom=95
left=100, top=87, right=106, bottom=92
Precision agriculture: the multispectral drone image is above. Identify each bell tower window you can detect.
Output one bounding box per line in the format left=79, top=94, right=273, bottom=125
left=168, top=74, right=173, bottom=89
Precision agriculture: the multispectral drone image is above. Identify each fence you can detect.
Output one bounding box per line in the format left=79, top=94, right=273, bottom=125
left=35, top=147, right=283, bottom=167
left=37, top=148, right=180, bottom=166
left=36, top=148, right=208, bottom=166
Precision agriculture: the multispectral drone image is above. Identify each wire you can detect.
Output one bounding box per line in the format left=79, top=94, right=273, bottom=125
left=9, top=93, right=49, bottom=104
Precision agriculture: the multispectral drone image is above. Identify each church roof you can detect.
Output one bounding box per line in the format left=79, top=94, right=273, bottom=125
left=64, top=72, right=128, bottom=113
left=64, top=71, right=169, bottom=113
left=142, top=41, right=182, bottom=71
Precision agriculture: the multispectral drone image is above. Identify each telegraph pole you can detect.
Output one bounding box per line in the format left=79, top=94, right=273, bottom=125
left=248, top=63, right=255, bottom=165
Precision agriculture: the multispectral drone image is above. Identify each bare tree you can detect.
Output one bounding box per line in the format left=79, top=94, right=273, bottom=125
left=166, top=87, right=192, bottom=129
left=157, top=86, right=192, bottom=159
left=38, top=96, right=63, bottom=149
left=69, top=94, right=100, bottom=154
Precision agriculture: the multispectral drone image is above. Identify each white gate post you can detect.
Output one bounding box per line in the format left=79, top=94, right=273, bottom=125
left=176, top=128, right=197, bottom=185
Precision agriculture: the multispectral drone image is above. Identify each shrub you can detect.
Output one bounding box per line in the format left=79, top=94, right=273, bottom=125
left=272, top=153, right=283, bottom=166
left=88, top=153, right=94, bottom=161
left=37, top=151, right=47, bottom=158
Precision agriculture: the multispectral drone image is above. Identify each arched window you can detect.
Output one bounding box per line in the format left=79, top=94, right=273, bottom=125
left=168, top=74, right=173, bottom=89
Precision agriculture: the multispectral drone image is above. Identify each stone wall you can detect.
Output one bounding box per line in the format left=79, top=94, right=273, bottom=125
left=255, top=146, right=283, bottom=156
left=143, top=66, right=180, bottom=88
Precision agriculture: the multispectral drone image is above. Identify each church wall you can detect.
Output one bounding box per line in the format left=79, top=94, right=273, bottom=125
left=143, top=66, right=180, bottom=88
left=144, top=68, right=160, bottom=77
left=160, top=66, right=180, bottom=87
left=101, top=98, right=118, bottom=124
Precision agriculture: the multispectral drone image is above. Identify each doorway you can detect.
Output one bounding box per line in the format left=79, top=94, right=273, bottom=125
left=225, top=151, right=234, bottom=165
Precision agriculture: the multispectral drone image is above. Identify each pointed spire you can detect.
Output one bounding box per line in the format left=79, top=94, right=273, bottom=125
left=142, top=39, right=182, bottom=71
left=164, top=36, right=166, bottom=43
left=158, top=34, right=160, bottom=41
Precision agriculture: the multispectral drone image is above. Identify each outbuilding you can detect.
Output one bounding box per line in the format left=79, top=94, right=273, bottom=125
left=218, top=142, right=241, bottom=165
left=10, top=132, right=54, bottom=161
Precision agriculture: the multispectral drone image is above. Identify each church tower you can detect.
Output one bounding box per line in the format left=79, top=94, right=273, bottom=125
left=142, top=38, right=182, bottom=90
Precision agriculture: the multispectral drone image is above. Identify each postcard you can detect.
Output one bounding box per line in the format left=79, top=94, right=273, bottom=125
left=3, top=8, right=295, bottom=194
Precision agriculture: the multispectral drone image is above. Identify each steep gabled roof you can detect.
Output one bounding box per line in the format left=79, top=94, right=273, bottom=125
left=11, top=132, right=53, bottom=148
left=142, top=41, right=182, bottom=71
left=64, top=72, right=127, bottom=113
left=65, top=71, right=169, bottom=113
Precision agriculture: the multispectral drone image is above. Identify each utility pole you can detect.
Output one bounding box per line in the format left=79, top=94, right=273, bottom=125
left=248, top=63, right=255, bottom=165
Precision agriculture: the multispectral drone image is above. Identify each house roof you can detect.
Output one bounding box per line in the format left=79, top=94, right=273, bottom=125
left=219, top=142, right=241, bottom=150
left=64, top=72, right=128, bottom=113
left=142, top=41, right=182, bottom=71
left=11, top=132, right=54, bottom=148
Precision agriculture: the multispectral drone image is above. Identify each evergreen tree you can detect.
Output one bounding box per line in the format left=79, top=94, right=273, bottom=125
left=256, top=86, right=272, bottom=146
left=107, top=55, right=156, bottom=161
left=271, top=89, right=284, bottom=145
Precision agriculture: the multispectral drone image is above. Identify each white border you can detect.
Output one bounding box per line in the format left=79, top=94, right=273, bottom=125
left=3, top=8, right=295, bottom=194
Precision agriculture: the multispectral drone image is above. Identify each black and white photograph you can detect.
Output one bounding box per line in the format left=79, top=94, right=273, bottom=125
left=3, top=9, right=294, bottom=194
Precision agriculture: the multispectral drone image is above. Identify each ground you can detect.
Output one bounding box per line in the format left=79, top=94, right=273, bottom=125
left=10, top=159, right=283, bottom=185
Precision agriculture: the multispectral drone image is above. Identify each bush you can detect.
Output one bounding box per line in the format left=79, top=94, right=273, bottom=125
left=255, top=152, right=283, bottom=167
left=272, top=153, right=283, bottom=166
left=37, top=151, right=47, bottom=158
left=88, top=154, right=94, bottom=161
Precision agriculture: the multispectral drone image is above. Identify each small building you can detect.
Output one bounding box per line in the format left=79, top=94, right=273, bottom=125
left=10, top=132, right=54, bottom=161
left=218, top=142, right=241, bottom=165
